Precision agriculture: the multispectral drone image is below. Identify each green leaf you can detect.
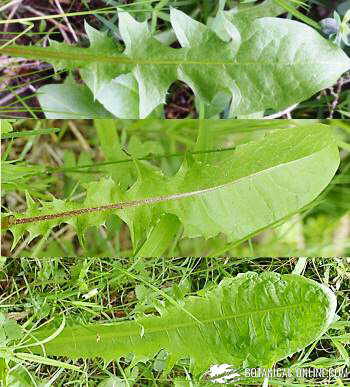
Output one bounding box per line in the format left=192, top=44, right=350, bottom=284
left=4, top=367, right=36, bottom=387
left=0, top=313, right=23, bottom=345
left=94, top=119, right=135, bottom=190
left=2, top=8, right=349, bottom=118
left=97, top=377, right=129, bottom=387
left=113, top=124, right=340, bottom=247
left=211, top=12, right=350, bottom=115
left=1, top=161, right=48, bottom=194
left=6, top=125, right=340, bottom=250
left=37, top=76, right=113, bottom=119
left=135, top=214, right=181, bottom=257
left=128, top=135, right=164, bottom=158
left=28, top=272, right=337, bottom=375
left=89, top=73, right=139, bottom=118
left=79, top=23, right=139, bottom=118
left=0, top=120, right=14, bottom=134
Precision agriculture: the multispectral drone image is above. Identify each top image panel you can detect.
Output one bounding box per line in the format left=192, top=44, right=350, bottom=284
left=0, top=0, right=350, bottom=119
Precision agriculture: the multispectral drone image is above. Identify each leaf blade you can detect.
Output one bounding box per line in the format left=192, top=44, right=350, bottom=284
left=6, top=125, right=340, bottom=250
left=28, top=272, right=337, bottom=374
left=1, top=9, right=349, bottom=117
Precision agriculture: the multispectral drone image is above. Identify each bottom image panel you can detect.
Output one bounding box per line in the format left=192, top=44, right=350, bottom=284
left=0, top=257, right=349, bottom=386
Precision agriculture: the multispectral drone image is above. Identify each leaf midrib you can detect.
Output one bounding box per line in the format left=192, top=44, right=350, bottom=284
left=1, top=46, right=346, bottom=67
left=11, top=145, right=332, bottom=226
left=49, top=300, right=323, bottom=344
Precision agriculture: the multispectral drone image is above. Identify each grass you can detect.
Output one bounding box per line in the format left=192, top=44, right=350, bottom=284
left=0, top=256, right=349, bottom=386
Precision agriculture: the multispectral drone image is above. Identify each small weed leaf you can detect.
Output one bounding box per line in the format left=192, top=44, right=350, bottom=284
left=5, top=125, right=340, bottom=252
left=1, top=8, right=349, bottom=118
left=27, top=272, right=337, bottom=375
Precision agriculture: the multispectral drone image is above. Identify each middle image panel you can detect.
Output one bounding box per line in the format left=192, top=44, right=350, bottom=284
left=2, top=119, right=347, bottom=257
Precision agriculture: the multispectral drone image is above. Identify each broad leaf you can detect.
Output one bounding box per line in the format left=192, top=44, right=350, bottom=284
left=6, top=125, right=340, bottom=251
left=220, top=14, right=348, bottom=115
left=117, top=125, right=340, bottom=247
left=37, top=76, right=112, bottom=119
left=28, top=272, right=337, bottom=374
left=1, top=9, right=349, bottom=118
